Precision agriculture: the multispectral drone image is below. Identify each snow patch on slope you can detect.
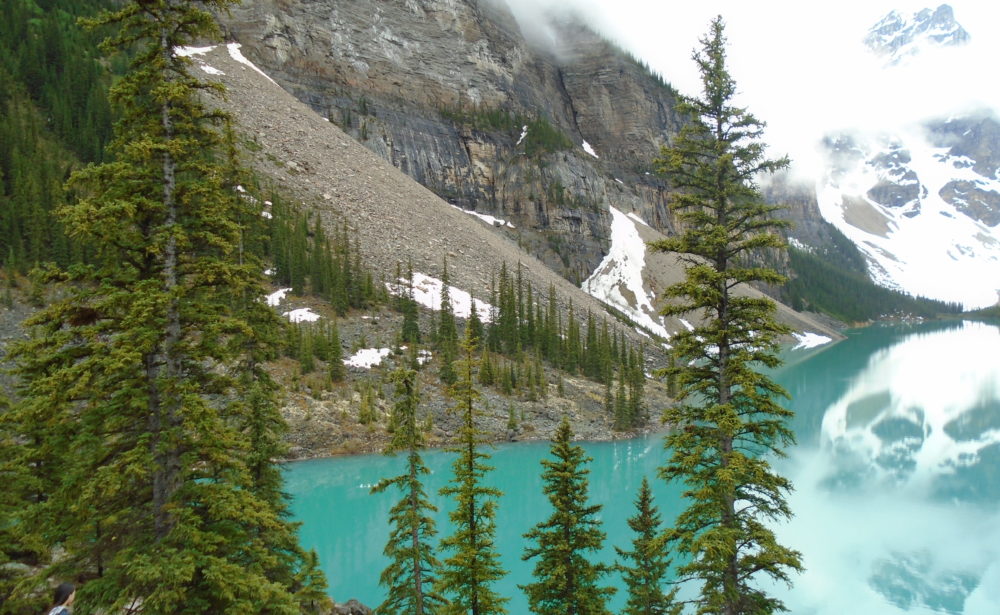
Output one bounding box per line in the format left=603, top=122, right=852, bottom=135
left=450, top=205, right=515, bottom=228
left=174, top=45, right=215, bottom=58
left=266, top=288, right=292, bottom=306
left=343, top=348, right=391, bottom=369
left=582, top=207, right=669, bottom=338
left=227, top=43, right=278, bottom=85
left=173, top=45, right=225, bottom=76
left=627, top=212, right=649, bottom=227
left=284, top=308, right=320, bottom=323
left=582, top=140, right=599, bottom=159
left=516, top=125, right=528, bottom=145
left=386, top=273, right=493, bottom=323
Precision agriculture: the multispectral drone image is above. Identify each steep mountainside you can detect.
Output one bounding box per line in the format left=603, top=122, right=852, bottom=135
left=187, top=44, right=839, bottom=346
left=218, top=0, right=683, bottom=283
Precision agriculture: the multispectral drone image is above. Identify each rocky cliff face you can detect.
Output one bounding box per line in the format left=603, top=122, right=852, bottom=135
left=219, top=0, right=682, bottom=283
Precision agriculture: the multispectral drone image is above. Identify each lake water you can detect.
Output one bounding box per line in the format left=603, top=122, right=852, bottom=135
left=284, top=320, right=1000, bottom=614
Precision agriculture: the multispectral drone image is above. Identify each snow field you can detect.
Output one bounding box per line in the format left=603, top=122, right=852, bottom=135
left=343, top=348, right=391, bottom=369
left=386, top=272, right=494, bottom=323
left=817, top=134, right=1000, bottom=308
left=581, top=207, right=670, bottom=339
left=283, top=308, right=320, bottom=324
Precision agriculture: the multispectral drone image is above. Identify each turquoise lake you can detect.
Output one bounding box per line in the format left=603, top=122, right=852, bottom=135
left=284, top=320, right=1000, bottom=614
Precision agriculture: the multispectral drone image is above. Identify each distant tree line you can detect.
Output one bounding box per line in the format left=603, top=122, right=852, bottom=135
left=782, top=242, right=964, bottom=321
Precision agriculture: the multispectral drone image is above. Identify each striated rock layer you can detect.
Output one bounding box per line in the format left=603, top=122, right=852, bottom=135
left=219, top=0, right=683, bottom=282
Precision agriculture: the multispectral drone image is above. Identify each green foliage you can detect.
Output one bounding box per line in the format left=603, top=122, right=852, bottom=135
left=616, top=478, right=680, bottom=615
left=521, top=417, right=614, bottom=615
left=439, top=106, right=572, bottom=156
left=373, top=369, right=447, bottom=615
left=358, top=379, right=379, bottom=425
left=651, top=16, right=802, bottom=614
left=5, top=2, right=322, bottom=612
left=437, top=257, right=458, bottom=385
left=506, top=404, right=518, bottom=431
left=479, top=266, right=643, bottom=423
left=0, top=390, right=49, bottom=615
left=0, top=0, right=114, bottom=273
left=327, top=319, right=346, bottom=381
left=782, top=242, right=963, bottom=321
left=398, top=260, right=422, bottom=345
left=0, top=0, right=114, bottom=162
left=267, top=199, right=380, bottom=314
left=436, top=331, right=508, bottom=615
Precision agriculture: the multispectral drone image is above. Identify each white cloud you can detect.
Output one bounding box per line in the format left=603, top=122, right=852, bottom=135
left=500, top=1, right=1000, bottom=180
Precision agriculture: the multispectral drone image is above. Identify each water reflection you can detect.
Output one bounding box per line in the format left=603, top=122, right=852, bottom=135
left=773, top=321, right=1000, bottom=614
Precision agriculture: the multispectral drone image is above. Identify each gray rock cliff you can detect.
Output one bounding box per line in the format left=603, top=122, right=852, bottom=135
left=219, top=0, right=683, bottom=282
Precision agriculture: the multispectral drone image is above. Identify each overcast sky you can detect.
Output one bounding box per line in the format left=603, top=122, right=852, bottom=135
left=503, top=0, right=1000, bottom=177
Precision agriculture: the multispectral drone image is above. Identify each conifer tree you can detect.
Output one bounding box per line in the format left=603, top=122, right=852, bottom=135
left=0, top=390, right=48, bottom=615
left=651, top=16, right=802, bottom=614
left=616, top=478, right=680, bottom=615
left=401, top=260, right=421, bottom=344
left=466, top=298, right=484, bottom=346
left=328, top=318, right=346, bottom=382
left=6, top=1, right=321, bottom=612
left=436, top=329, right=508, bottom=615
left=521, top=417, right=614, bottom=615
left=437, top=256, right=458, bottom=385
left=372, top=368, right=446, bottom=615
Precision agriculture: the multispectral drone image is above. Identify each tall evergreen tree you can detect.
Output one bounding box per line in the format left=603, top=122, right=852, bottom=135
left=616, top=478, right=679, bottom=615
left=437, top=256, right=458, bottom=385
left=436, top=329, right=508, bottom=615
left=372, top=369, right=447, bottom=615
left=6, top=1, right=320, bottom=612
left=400, top=260, right=421, bottom=344
left=466, top=297, right=484, bottom=346
left=328, top=318, right=346, bottom=382
left=521, top=417, right=614, bottom=615
left=651, top=16, right=802, bottom=614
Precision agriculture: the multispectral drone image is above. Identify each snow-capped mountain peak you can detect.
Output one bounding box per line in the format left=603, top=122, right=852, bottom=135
left=864, top=4, right=970, bottom=65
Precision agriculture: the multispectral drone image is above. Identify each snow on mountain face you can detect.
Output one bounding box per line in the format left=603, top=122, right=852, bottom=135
left=818, top=123, right=1000, bottom=309
left=581, top=207, right=670, bottom=339
left=814, top=5, right=1000, bottom=309
left=864, top=4, right=969, bottom=66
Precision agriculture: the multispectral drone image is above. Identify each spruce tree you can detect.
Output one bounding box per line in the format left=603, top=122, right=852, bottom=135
left=521, top=416, right=613, bottom=615
left=437, top=256, right=458, bottom=385
left=328, top=318, right=345, bottom=382
left=436, top=329, right=508, bottom=615
left=466, top=297, right=484, bottom=346
left=616, top=478, right=679, bottom=615
left=6, top=1, right=321, bottom=612
left=372, top=368, right=447, bottom=615
left=651, top=16, right=802, bottom=614
left=401, top=260, right=421, bottom=344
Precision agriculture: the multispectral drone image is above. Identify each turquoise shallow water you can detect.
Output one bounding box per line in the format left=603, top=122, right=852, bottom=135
left=284, top=320, right=1000, bottom=614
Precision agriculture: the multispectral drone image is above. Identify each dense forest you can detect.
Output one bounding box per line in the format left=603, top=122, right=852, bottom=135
left=0, top=0, right=116, bottom=272
left=781, top=226, right=964, bottom=321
